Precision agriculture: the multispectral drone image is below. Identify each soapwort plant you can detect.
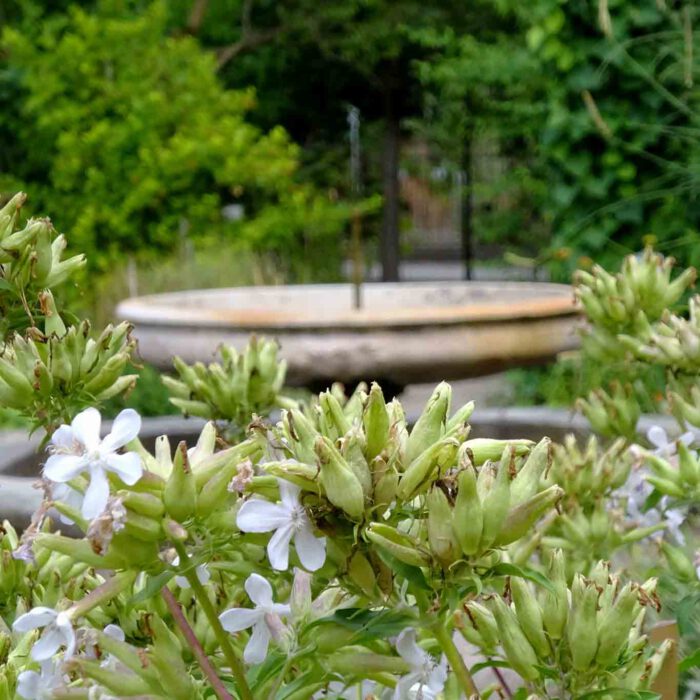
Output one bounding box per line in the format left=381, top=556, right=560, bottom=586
left=0, top=194, right=682, bottom=699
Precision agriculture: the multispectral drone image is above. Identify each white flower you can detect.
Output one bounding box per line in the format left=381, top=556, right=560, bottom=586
left=172, top=554, right=211, bottom=589
left=219, top=573, right=291, bottom=664
left=236, top=479, right=326, bottom=571
left=16, top=660, right=64, bottom=699
left=393, top=628, right=447, bottom=700
left=13, top=607, right=76, bottom=661
left=44, top=408, right=143, bottom=520
left=100, top=624, right=126, bottom=669
left=646, top=425, right=694, bottom=460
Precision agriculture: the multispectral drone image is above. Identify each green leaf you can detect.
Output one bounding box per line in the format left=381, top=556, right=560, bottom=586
left=375, top=548, right=431, bottom=591
left=485, top=562, right=555, bottom=593
left=470, top=659, right=512, bottom=675
left=575, top=690, right=660, bottom=700
left=679, top=648, right=700, bottom=672
left=129, top=570, right=174, bottom=604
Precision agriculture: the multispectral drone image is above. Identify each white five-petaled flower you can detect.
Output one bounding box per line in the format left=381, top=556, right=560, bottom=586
left=218, top=573, right=291, bottom=664
left=16, top=659, right=64, bottom=699
left=13, top=607, right=76, bottom=661
left=44, top=408, right=143, bottom=520
left=172, top=554, right=211, bottom=589
left=393, top=628, right=447, bottom=700
left=236, top=478, right=326, bottom=571
left=646, top=425, right=694, bottom=460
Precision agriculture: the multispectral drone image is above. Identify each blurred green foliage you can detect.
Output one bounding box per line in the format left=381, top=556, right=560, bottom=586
left=0, top=0, right=354, bottom=277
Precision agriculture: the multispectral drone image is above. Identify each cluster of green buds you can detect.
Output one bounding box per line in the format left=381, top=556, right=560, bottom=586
left=620, top=295, right=700, bottom=372
left=576, top=382, right=641, bottom=439
left=0, top=290, right=136, bottom=430
left=636, top=438, right=700, bottom=501
left=163, top=337, right=291, bottom=432
left=549, top=435, right=631, bottom=506
left=458, top=552, right=674, bottom=694
left=0, top=193, right=85, bottom=339
left=574, top=247, right=695, bottom=361
left=253, top=381, right=563, bottom=596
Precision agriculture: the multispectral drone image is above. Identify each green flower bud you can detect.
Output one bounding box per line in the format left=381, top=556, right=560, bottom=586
left=327, top=646, right=410, bottom=676
left=490, top=595, right=539, bottom=681
left=397, top=436, right=459, bottom=501
left=405, top=381, right=451, bottom=464
left=479, top=449, right=512, bottom=550
left=347, top=551, right=378, bottom=598
left=567, top=578, right=599, bottom=671
left=364, top=382, right=390, bottom=460
left=340, top=428, right=373, bottom=496
left=542, top=550, right=568, bottom=640
left=445, top=400, right=475, bottom=436
left=365, top=523, right=430, bottom=567
left=452, top=459, right=483, bottom=557
left=319, top=390, right=351, bottom=439
left=427, top=487, right=460, bottom=567
left=464, top=601, right=500, bottom=652
left=510, top=577, right=550, bottom=659
left=493, top=485, right=564, bottom=547
left=315, top=436, right=365, bottom=520
left=510, top=437, right=551, bottom=506
left=164, top=442, right=197, bottom=523
left=660, top=541, right=697, bottom=582
left=465, top=438, right=533, bottom=466
left=595, top=583, right=640, bottom=666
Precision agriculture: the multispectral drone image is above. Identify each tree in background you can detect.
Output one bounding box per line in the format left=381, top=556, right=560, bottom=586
left=0, top=0, right=351, bottom=276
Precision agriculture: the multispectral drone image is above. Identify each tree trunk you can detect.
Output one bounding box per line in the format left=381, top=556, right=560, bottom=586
left=461, top=132, right=473, bottom=281
left=381, top=96, right=400, bottom=282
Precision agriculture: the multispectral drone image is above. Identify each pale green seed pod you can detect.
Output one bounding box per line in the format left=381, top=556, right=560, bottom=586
left=542, top=550, right=568, bottom=640
left=464, top=438, right=533, bottom=466
left=347, top=551, right=378, bottom=599
left=339, top=428, right=373, bottom=497
left=595, top=583, right=640, bottom=666
left=510, top=577, right=550, bottom=659
left=315, top=436, right=365, bottom=520
left=364, top=382, right=390, bottom=460
left=510, top=437, right=551, bottom=506
left=397, top=436, right=459, bottom=501
left=164, top=442, right=197, bottom=523
left=405, top=381, right=451, bottom=464
left=452, top=460, right=483, bottom=557
left=427, top=487, right=461, bottom=567
left=567, top=578, right=599, bottom=671
left=365, top=523, right=430, bottom=567
left=464, top=601, right=500, bottom=652
left=494, top=485, right=563, bottom=547
left=479, top=449, right=512, bottom=550
left=490, top=595, right=539, bottom=681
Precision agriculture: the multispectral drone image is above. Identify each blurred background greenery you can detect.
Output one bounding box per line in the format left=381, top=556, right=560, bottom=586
left=1, top=0, right=700, bottom=415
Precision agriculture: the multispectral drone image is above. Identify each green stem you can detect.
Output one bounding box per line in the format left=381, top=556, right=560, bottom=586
left=431, top=619, right=479, bottom=699
left=266, top=652, right=295, bottom=700
left=173, top=540, right=253, bottom=700
left=67, top=570, right=136, bottom=621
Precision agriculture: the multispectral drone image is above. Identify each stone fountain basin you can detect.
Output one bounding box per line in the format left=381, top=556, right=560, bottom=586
left=116, top=282, right=580, bottom=387
left=0, top=409, right=675, bottom=529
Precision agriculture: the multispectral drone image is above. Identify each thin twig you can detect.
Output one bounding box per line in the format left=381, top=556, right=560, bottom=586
left=161, top=586, right=234, bottom=700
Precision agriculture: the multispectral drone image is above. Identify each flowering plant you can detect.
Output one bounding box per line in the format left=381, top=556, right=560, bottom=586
left=0, top=195, right=685, bottom=699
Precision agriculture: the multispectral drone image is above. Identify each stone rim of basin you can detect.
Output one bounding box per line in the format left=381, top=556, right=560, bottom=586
left=116, top=281, right=578, bottom=330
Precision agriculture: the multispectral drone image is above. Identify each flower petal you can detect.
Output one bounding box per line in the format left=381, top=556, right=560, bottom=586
left=244, top=621, right=271, bottom=664
left=16, top=670, right=41, bottom=700
left=82, top=466, right=110, bottom=520
left=245, top=573, right=274, bottom=607
left=104, top=624, right=125, bottom=642
left=267, top=523, right=294, bottom=571
left=393, top=672, right=421, bottom=700
left=196, top=565, right=211, bottom=585
left=50, top=425, right=74, bottom=449
left=647, top=425, right=668, bottom=450
left=428, top=655, right=448, bottom=691
left=174, top=575, right=191, bottom=589
left=71, top=408, right=102, bottom=451
left=396, top=628, right=427, bottom=669
left=278, top=478, right=301, bottom=509
left=101, top=409, right=141, bottom=452
left=104, top=452, right=142, bottom=485
left=236, top=499, right=290, bottom=533
left=31, top=627, right=64, bottom=661
left=44, top=454, right=87, bottom=483
left=294, top=522, right=326, bottom=571
left=219, top=608, right=261, bottom=633
left=13, top=608, right=58, bottom=632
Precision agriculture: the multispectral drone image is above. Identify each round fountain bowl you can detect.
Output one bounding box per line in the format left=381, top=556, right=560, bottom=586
left=117, top=282, right=580, bottom=387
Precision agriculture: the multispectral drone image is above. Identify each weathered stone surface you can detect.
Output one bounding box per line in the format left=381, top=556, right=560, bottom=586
left=116, top=281, right=581, bottom=386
